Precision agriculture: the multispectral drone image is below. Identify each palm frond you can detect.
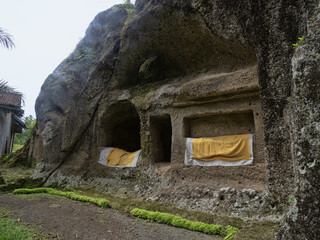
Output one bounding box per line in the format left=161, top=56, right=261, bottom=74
left=0, top=79, right=20, bottom=94
left=0, top=80, right=25, bottom=106
left=0, top=28, right=15, bottom=49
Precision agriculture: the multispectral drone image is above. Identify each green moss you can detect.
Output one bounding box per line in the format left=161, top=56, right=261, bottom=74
left=111, top=2, right=135, bottom=26
left=232, top=221, right=279, bottom=240
left=1, top=141, right=35, bottom=169
left=74, top=187, right=243, bottom=228
left=131, top=208, right=239, bottom=239
left=0, top=167, right=41, bottom=193
left=13, top=188, right=109, bottom=208
left=124, top=7, right=135, bottom=26
left=288, top=195, right=295, bottom=203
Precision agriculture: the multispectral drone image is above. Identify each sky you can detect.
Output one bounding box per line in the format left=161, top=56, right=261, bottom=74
left=0, top=0, right=131, bottom=117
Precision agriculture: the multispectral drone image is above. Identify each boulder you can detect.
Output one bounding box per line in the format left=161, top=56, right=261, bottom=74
left=26, top=1, right=320, bottom=239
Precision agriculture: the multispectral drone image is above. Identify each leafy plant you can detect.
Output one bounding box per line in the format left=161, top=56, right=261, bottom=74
left=292, top=37, right=304, bottom=49
left=124, top=7, right=135, bottom=26
left=14, top=115, right=36, bottom=146
left=130, top=208, right=239, bottom=239
left=13, top=188, right=109, bottom=208
left=288, top=195, right=295, bottom=203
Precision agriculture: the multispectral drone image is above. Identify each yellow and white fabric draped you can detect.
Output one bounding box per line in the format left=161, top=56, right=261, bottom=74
left=185, top=134, right=253, bottom=166
left=99, top=147, right=141, bottom=168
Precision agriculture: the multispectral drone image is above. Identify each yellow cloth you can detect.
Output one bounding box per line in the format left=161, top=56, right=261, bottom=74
left=192, top=134, right=251, bottom=162
left=106, top=148, right=138, bottom=166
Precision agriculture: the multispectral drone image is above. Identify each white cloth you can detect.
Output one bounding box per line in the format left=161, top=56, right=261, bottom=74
left=98, top=147, right=141, bottom=168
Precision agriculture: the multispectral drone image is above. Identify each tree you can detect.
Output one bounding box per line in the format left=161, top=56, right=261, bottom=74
left=0, top=28, right=15, bottom=49
left=0, top=28, right=15, bottom=92
left=14, top=115, right=36, bottom=146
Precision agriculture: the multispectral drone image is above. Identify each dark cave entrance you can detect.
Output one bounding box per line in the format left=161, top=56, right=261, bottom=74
left=112, top=116, right=141, bottom=152
left=150, top=115, right=172, bottom=163
left=101, top=101, right=141, bottom=152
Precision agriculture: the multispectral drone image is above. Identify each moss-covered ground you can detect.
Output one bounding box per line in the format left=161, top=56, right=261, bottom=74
left=0, top=167, right=41, bottom=192
left=0, top=207, right=51, bottom=240
left=0, top=165, right=279, bottom=240
left=72, top=187, right=279, bottom=240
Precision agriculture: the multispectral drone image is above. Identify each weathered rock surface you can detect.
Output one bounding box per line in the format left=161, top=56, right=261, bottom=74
left=277, top=3, right=320, bottom=239
left=26, top=1, right=320, bottom=239
left=33, top=5, right=129, bottom=179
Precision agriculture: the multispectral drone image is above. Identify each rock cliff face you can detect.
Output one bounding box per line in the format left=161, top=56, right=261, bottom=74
left=277, top=3, right=320, bottom=239
left=28, top=1, right=319, bottom=239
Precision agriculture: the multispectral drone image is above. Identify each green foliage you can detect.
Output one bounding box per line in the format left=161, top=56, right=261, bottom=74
left=126, top=8, right=134, bottom=14
left=124, top=8, right=135, bottom=26
left=123, top=0, right=131, bottom=4
left=130, top=208, right=239, bottom=239
left=14, top=115, right=36, bottom=146
left=12, top=145, right=23, bottom=153
left=13, top=188, right=109, bottom=208
left=288, top=195, right=295, bottom=203
left=292, top=37, right=304, bottom=49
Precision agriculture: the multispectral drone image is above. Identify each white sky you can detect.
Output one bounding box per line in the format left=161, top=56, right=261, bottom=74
left=0, top=0, right=130, bottom=117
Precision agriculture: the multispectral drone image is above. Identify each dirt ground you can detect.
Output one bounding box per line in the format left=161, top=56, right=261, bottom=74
left=0, top=193, right=222, bottom=240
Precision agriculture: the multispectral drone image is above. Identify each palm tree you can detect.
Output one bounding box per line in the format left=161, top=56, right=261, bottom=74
left=0, top=28, right=15, bottom=49
left=0, top=28, right=15, bottom=93
left=0, top=80, right=15, bottom=93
